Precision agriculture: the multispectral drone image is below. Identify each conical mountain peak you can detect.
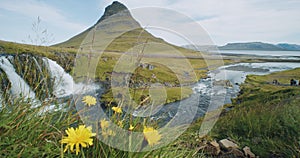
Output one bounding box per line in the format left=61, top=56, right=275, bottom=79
left=96, top=1, right=129, bottom=24
left=54, top=1, right=164, bottom=49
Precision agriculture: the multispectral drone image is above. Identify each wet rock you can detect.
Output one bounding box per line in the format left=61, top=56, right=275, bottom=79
left=213, top=80, right=232, bottom=87
left=243, top=146, right=255, bottom=158
left=219, top=139, right=239, bottom=150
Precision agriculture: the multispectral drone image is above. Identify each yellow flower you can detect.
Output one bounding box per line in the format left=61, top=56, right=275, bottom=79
left=112, top=106, right=122, bottom=113
left=100, top=119, right=109, bottom=129
left=61, top=125, right=96, bottom=155
left=143, top=126, right=161, bottom=146
left=117, top=120, right=124, bottom=128
left=102, top=129, right=116, bottom=139
left=82, top=95, right=97, bottom=106
left=129, top=124, right=134, bottom=131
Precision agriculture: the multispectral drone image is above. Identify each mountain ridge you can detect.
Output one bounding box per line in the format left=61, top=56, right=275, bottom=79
left=219, top=42, right=299, bottom=51
left=183, top=42, right=300, bottom=51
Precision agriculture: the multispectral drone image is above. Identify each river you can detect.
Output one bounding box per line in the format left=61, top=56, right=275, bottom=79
left=149, top=61, right=300, bottom=126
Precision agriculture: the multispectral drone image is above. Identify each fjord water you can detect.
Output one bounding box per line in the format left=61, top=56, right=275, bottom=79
left=217, top=50, right=300, bottom=59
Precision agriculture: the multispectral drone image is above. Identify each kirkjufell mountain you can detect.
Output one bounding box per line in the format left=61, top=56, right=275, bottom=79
left=54, top=1, right=196, bottom=54
left=55, top=1, right=161, bottom=50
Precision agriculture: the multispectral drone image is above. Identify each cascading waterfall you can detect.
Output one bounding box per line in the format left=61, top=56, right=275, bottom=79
left=0, top=93, right=2, bottom=108
left=42, top=58, right=75, bottom=97
left=0, top=55, right=101, bottom=113
left=32, top=56, right=43, bottom=74
left=0, top=56, right=36, bottom=99
left=42, top=58, right=100, bottom=98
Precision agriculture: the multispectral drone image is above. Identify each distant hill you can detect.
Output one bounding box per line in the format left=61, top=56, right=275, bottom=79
left=219, top=42, right=300, bottom=51
left=184, top=42, right=300, bottom=51
left=276, top=43, right=300, bottom=51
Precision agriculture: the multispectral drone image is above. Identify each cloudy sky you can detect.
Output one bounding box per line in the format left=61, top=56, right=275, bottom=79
left=0, top=0, right=299, bottom=46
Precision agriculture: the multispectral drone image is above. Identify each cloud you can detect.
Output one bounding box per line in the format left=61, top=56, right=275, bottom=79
left=2, top=0, right=298, bottom=45
left=0, top=0, right=87, bottom=32
left=106, top=0, right=300, bottom=45
left=197, top=0, right=300, bottom=44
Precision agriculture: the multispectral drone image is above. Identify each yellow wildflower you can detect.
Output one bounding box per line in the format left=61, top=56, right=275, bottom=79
left=102, top=129, right=116, bottom=139
left=143, top=126, right=161, bottom=146
left=129, top=124, right=134, bottom=131
left=82, top=95, right=97, bottom=106
left=100, top=119, right=109, bottom=129
left=61, top=125, right=96, bottom=155
left=112, top=106, right=122, bottom=113
left=117, top=120, right=124, bottom=128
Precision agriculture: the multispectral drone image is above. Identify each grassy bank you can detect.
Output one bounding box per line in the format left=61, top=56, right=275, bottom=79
left=211, top=68, right=300, bottom=157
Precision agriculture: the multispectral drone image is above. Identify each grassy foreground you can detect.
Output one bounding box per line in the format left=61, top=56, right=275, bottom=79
left=0, top=99, right=206, bottom=157
left=0, top=40, right=212, bottom=157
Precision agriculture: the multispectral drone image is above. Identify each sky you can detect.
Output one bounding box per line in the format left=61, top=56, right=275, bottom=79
left=0, top=0, right=299, bottom=46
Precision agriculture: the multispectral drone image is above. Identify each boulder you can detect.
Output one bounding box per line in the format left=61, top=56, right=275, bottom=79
left=219, top=139, right=239, bottom=150
left=243, top=146, right=255, bottom=158
left=230, top=148, right=245, bottom=157
left=204, top=140, right=221, bottom=155
left=213, top=80, right=233, bottom=87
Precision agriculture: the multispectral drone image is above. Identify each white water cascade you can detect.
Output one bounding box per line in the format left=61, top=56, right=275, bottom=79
left=42, top=58, right=75, bottom=97
left=0, top=56, right=36, bottom=99
left=42, top=58, right=99, bottom=98
left=0, top=93, right=2, bottom=108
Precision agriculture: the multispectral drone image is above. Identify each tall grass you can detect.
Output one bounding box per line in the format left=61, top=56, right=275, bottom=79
left=212, top=70, right=300, bottom=157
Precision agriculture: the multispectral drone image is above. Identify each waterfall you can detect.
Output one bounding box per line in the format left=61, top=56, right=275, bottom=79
left=0, top=55, right=101, bottom=113
left=0, top=93, right=2, bottom=109
left=43, top=58, right=100, bottom=98
left=0, top=56, right=36, bottom=99
left=32, top=56, right=43, bottom=74
left=42, top=58, right=75, bottom=97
